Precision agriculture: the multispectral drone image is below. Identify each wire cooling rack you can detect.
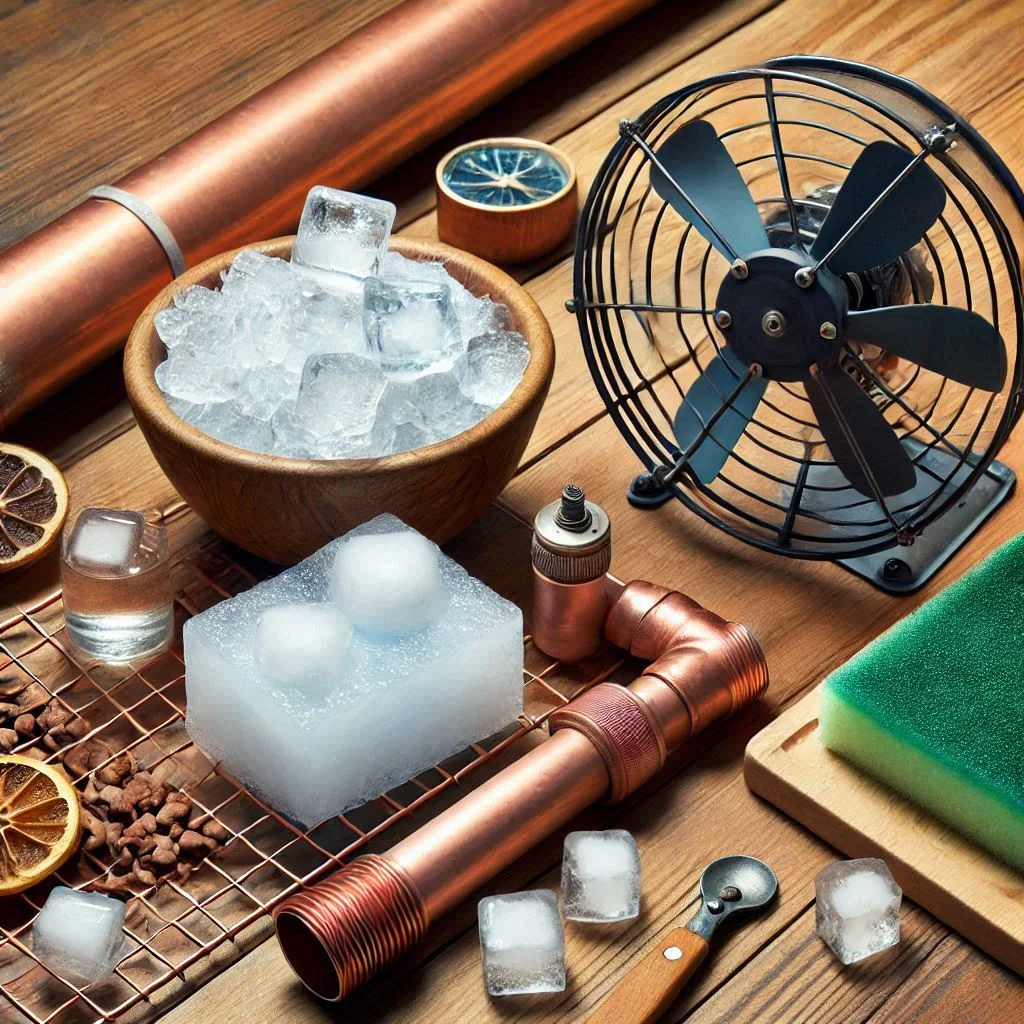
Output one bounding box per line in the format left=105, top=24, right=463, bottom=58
left=0, top=501, right=627, bottom=1024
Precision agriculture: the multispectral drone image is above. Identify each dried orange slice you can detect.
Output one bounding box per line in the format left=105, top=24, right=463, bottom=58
left=0, top=443, right=69, bottom=573
left=0, top=755, right=81, bottom=895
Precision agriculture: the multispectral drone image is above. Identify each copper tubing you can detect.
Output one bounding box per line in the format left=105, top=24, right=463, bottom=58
left=531, top=569, right=610, bottom=663
left=0, top=0, right=659, bottom=428
left=274, top=581, right=768, bottom=1002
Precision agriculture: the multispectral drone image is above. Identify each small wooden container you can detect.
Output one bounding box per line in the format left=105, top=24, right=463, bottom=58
left=436, top=138, right=577, bottom=264
left=124, top=237, right=554, bottom=564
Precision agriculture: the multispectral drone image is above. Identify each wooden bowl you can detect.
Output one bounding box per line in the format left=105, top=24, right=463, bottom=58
left=124, top=236, right=554, bottom=564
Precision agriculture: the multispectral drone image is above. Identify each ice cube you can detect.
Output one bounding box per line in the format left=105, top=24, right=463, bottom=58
left=478, top=890, right=565, bottom=996
left=364, top=277, right=462, bottom=378
left=460, top=331, right=530, bottom=407
left=192, top=401, right=274, bottom=452
left=561, top=830, right=641, bottom=923
left=256, top=603, right=353, bottom=698
left=329, top=529, right=446, bottom=635
left=405, top=369, right=482, bottom=441
left=292, top=186, right=395, bottom=279
left=293, top=353, right=386, bottom=438
left=66, top=509, right=144, bottom=572
left=184, top=515, right=523, bottom=824
left=815, top=858, right=902, bottom=964
left=32, top=887, right=126, bottom=986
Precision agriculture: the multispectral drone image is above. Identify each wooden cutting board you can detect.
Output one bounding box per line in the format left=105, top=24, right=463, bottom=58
left=744, top=683, right=1024, bottom=976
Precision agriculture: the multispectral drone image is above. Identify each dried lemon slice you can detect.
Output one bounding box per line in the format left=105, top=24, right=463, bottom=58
left=0, top=756, right=81, bottom=895
left=0, top=443, right=69, bottom=573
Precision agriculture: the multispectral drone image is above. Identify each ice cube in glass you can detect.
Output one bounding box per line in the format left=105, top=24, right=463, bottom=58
left=292, top=186, right=395, bottom=279
left=61, top=509, right=173, bottom=663
left=478, top=890, right=565, bottom=996
left=364, top=277, right=462, bottom=378
left=561, top=829, right=641, bottom=922
left=32, top=887, right=126, bottom=986
left=815, top=858, right=902, bottom=964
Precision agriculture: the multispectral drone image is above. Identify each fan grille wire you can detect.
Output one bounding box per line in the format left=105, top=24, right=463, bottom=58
left=575, top=64, right=1023, bottom=558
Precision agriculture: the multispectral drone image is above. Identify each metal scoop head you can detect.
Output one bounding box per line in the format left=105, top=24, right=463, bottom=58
left=686, top=855, right=778, bottom=942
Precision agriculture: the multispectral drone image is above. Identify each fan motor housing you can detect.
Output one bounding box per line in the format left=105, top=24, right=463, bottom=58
left=715, top=249, right=848, bottom=381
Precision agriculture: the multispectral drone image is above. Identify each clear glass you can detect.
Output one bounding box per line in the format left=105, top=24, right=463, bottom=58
left=61, top=508, right=174, bottom=663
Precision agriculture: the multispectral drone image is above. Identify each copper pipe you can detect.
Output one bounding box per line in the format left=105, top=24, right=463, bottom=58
left=274, top=581, right=768, bottom=1002
left=0, top=0, right=659, bottom=429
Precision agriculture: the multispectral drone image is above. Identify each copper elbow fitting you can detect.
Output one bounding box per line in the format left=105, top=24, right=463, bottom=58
left=274, top=582, right=767, bottom=1002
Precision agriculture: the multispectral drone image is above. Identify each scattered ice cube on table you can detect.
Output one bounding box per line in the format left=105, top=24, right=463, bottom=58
left=561, top=829, right=641, bottom=923
left=330, top=529, right=446, bottom=635
left=461, top=331, right=530, bottom=407
left=184, top=515, right=523, bottom=824
left=66, top=509, right=143, bottom=571
left=292, top=186, right=395, bottom=279
left=364, top=277, right=462, bottom=377
left=256, top=603, right=354, bottom=697
left=478, top=890, right=565, bottom=996
left=815, top=858, right=902, bottom=964
left=32, top=887, right=126, bottom=986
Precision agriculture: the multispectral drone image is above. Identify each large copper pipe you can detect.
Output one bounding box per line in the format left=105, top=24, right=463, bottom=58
left=273, top=580, right=768, bottom=1002
left=0, top=0, right=659, bottom=429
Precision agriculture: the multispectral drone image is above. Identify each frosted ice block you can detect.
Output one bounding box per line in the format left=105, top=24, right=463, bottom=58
left=478, top=890, right=565, bottom=996
left=184, top=515, right=523, bottom=825
left=561, top=829, right=641, bottom=922
left=32, top=887, right=126, bottom=986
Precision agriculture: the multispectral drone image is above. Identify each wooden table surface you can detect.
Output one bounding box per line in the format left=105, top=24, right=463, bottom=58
left=3, top=0, right=1023, bottom=1020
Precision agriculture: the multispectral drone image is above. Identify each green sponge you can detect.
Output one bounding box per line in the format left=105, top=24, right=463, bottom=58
left=819, top=533, right=1024, bottom=872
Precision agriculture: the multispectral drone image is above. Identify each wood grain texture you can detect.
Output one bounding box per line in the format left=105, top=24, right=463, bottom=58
left=0, top=0, right=405, bottom=251
left=124, top=236, right=554, bottom=563
left=3, top=0, right=1024, bottom=1020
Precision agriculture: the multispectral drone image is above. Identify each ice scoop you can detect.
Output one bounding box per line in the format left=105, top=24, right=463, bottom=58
left=586, top=855, right=778, bottom=1024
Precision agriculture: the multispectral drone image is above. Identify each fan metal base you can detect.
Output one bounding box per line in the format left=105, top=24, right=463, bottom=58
left=839, top=458, right=1015, bottom=594
left=626, top=455, right=1016, bottom=595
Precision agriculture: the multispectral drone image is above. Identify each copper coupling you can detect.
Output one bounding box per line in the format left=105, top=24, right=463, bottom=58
left=273, top=580, right=767, bottom=1002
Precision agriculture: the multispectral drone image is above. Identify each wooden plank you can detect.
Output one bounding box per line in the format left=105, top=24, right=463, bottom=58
left=0, top=0, right=404, bottom=249
left=684, top=904, right=949, bottom=1024
left=867, top=934, right=1021, bottom=1024
left=744, top=683, right=1024, bottom=977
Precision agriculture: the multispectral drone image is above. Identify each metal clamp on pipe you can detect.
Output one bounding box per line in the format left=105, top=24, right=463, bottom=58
left=273, top=486, right=768, bottom=1002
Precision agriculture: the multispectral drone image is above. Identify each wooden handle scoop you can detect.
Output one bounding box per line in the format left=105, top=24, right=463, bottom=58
left=585, top=855, right=778, bottom=1024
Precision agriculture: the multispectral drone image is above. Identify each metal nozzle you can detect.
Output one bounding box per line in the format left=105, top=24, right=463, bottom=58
left=532, top=483, right=611, bottom=583
left=554, top=483, right=592, bottom=531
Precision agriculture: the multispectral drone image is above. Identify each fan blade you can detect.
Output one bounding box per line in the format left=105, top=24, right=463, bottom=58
left=673, top=349, right=767, bottom=485
left=846, top=304, right=1006, bottom=391
left=805, top=364, right=917, bottom=497
left=650, top=119, right=770, bottom=260
left=809, top=141, right=946, bottom=274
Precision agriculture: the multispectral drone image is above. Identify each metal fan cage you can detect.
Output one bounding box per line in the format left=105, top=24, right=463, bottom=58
left=574, top=56, right=1024, bottom=559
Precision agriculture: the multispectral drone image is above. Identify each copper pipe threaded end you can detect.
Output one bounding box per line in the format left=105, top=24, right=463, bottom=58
left=274, top=855, right=428, bottom=1002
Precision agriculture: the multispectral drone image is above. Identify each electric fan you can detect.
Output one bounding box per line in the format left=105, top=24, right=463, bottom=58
left=571, top=56, right=1024, bottom=592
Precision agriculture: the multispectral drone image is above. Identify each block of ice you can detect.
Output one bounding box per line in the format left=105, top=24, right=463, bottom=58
left=461, top=331, right=530, bottom=407
left=66, top=509, right=143, bottom=572
left=561, top=829, right=641, bottom=922
left=815, top=858, right=902, bottom=964
left=256, top=603, right=354, bottom=696
left=32, top=887, right=126, bottom=986
left=364, top=277, right=462, bottom=378
left=330, top=530, right=446, bottom=635
left=184, top=515, right=523, bottom=825
left=292, top=186, right=396, bottom=279
left=478, top=890, right=565, bottom=996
